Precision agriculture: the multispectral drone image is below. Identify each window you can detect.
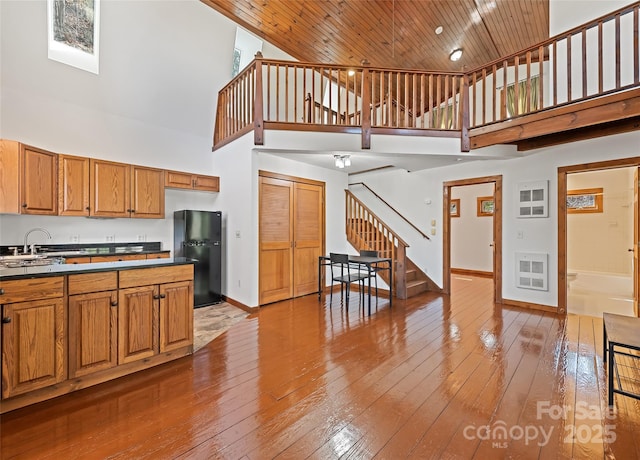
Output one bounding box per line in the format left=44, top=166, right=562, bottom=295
left=506, top=76, right=540, bottom=117
left=47, top=0, right=100, bottom=74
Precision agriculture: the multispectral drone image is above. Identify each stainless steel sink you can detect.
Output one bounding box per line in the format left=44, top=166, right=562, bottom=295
left=0, top=255, right=65, bottom=268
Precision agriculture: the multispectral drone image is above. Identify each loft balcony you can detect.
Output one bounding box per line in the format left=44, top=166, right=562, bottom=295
left=213, top=3, right=640, bottom=160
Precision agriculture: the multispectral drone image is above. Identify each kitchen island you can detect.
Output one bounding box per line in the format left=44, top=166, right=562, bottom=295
left=0, top=258, right=195, bottom=413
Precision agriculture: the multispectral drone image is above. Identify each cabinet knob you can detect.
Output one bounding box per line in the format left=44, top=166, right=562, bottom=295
left=0, top=288, right=4, bottom=295
left=85, top=206, right=90, bottom=211
left=159, top=294, right=166, bottom=299
left=110, top=300, right=118, bottom=307
left=22, top=203, right=27, bottom=208
left=1, top=317, right=11, bottom=324
left=153, top=294, right=160, bottom=300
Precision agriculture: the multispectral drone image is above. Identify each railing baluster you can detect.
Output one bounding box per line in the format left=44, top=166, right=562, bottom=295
left=615, top=13, right=621, bottom=89
left=635, top=7, right=639, bottom=85
left=581, top=28, right=588, bottom=98
left=538, top=45, right=545, bottom=110
left=567, top=35, right=572, bottom=102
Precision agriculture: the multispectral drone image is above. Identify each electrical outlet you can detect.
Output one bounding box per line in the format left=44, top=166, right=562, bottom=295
left=106, top=235, right=115, bottom=242
left=137, top=234, right=146, bottom=242
left=235, top=230, right=241, bottom=238
left=70, top=235, right=79, bottom=243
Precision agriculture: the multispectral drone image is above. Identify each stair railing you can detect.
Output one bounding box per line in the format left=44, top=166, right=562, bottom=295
left=345, top=189, right=408, bottom=299
left=349, top=182, right=430, bottom=240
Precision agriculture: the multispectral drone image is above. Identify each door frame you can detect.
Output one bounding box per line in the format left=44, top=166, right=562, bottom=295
left=558, top=156, right=640, bottom=316
left=443, top=175, right=503, bottom=302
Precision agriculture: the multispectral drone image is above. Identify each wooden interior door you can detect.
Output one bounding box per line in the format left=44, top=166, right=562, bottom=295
left=293, top=182, right=323, bottom=297
left=634, top=167, right=639, bottom=317
left=259, top=177, right=294, bottom=304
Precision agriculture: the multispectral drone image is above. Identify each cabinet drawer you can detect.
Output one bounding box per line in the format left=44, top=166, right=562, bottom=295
left=68, top=271, right=118, bottom=295
left=119, top=264, right=193, bottom=289
left=91, top=254, right=147, bottom=263
left=65, top=257, right=92, bottom=264
left=0, top=277, right=64, bottom=304
left=146, top=252, right=170, bottom=259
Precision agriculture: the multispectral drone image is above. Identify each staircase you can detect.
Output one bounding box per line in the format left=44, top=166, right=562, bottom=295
left=345, top=190, right=432, bottom=299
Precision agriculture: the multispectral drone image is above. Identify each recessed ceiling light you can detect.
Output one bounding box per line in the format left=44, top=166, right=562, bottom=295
left=449, top=48, right=463, bottom=61
left=435, top=26, right=443, bottom=35
left=348, top=70, right=355, bottom=76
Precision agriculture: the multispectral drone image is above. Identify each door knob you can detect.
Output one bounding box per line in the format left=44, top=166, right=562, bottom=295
left=2, top=317, right=11, bottom=324
left=629, top=249, right=634, bottom=252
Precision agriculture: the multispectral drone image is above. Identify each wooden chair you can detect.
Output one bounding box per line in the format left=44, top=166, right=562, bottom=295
left=329, top=253, right=369, bottom=305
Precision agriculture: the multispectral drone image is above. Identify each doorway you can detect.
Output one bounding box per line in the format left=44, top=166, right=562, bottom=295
left=443, top=175, right=503, bottom=302
left=258, top=171, right=325, bottom=306
left=559, top=160, right=640, bottom=317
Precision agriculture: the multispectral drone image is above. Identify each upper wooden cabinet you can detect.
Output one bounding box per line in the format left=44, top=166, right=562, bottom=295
left=90, top=160, right=164, bottom=219
left=165, top=170, right=219, bottom=192
left=58, top=154, right=90, bottom=216
left=0, top=140, right=57, bottom=215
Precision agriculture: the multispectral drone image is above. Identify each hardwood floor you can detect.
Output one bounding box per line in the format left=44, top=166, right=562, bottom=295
left=2, top=276, right=640, bottom=459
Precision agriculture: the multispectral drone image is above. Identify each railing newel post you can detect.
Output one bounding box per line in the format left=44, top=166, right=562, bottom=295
left=361, top=59, right=371, bottom=149
left=254, top=51, right=264, bottom=145
left=460, top=74, right=470, bottom=152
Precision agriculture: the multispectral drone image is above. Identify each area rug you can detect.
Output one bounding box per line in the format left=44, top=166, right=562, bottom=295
left=193, top=302, right=249, bottom=352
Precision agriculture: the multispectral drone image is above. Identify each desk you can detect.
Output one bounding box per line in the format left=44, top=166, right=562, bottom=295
left=603, top=312, right=640, bottom=406
left=318, top=255, right=392, bottom=315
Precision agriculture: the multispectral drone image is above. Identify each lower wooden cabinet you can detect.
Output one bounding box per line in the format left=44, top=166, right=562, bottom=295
left=160, top=280, right=193, bottom=352
left=68, top=290, right=118, bottom=378
left=0, top=264, right=194, bottom=413
left=1, top=298, right=66, bottom=399
left=118, top=285, right=159, bottom=364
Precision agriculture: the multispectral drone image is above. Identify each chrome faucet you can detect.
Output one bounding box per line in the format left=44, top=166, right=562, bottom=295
left=23, top=228, right=51, bottom=254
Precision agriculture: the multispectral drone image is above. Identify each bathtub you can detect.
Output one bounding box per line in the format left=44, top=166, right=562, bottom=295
left=567, top=270, right=634, bottom=317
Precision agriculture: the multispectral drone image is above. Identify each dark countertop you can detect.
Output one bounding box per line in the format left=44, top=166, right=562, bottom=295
left=0, top=257, right=194, bottom=281
left=0, top=242, right=169, bottom=258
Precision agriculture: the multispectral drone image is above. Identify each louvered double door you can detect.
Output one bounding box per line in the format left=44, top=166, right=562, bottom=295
left=259, top=174, right=324, bottom=305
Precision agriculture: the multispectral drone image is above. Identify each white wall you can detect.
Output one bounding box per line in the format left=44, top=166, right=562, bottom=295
left=361, top=131, right=640, bottom=308
left=567, top=167, right=634, bottom=275
left=451, top=183, right=494, bottom=272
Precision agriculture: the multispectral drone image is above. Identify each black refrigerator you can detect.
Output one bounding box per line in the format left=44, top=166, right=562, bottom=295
left=174, top=210, right=222, bottom=308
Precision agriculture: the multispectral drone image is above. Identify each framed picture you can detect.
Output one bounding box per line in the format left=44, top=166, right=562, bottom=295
left=47, top=0, right=101, bottom=74
left=477, top=196, right=494, bottom=216
left=450, top=199, right=460, bottom=217
left=567, top=187, right=603, bottom=213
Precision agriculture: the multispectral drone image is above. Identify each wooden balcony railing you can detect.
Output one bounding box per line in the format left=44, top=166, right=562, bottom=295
left=213, top=3, right=640, bottom=152
left=467, top=2, right=640, bottom=128
left=345, top=189, right=407, bottom=299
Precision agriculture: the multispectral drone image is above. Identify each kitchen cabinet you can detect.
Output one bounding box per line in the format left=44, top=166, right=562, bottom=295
left=1, top=277, right=65, bottom=399
left=90, top=254, right=147, bottom=263
left=0, top=140, right=57, bottom=215
left=90, top=159, right=164, bottom=218
left=58, top=154, right=90, bottom=216
left=68, top=272, right=118, bottom=378
left=147, top=252, right=170, bottom=259
left=119, top=265, right=193, bottom=364
left=165, top=170, right=219, bottom=192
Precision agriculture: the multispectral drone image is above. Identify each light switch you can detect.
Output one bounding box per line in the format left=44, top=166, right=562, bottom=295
left=431, top=219, right=436, bottom=226
left=430, top=228, right=436, bottom=236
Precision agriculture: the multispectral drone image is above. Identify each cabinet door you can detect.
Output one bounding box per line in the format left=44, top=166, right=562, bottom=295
left=159, top=281, right=193, bottom=352
left=118, top=285, right=158, bottom=364
left=90, top=159, right=130, bottom=217
left=0, top=139, right=20, bottom=213
left=193, top=175, right=219, bottom=192
left=165, top=170, right=193, bottom=190
left=68, top=291, right=118, bottom=378
left=21, top=145, right=58, bottom=215
left=131, top=166, right=164, bottom=218
left=58, top=154, right=90, bottom=216
left=1, top=298, right=66, bottom=399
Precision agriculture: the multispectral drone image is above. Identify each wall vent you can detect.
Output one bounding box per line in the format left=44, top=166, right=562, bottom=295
left=517, top=180, right=548, bottom=218
left=515, top=252, right=548, bottom=291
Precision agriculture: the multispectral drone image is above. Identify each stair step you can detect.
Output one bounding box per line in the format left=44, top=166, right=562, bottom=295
left=406, top=279, right=428, bottom=297
left=406, top=269, right=417, bottom=282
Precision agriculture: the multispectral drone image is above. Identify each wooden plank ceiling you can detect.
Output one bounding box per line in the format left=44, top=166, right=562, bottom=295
left=200, top=0, right=549, bottom=71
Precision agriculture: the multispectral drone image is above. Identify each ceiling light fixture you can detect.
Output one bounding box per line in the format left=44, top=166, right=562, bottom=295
left=435, top=26, right=443, bottom=35
left=449, top=48, right=463, bottom=61
left=348, top=69, right=355, bottom=76
left=334, top=154, right=351, bottom=168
